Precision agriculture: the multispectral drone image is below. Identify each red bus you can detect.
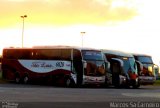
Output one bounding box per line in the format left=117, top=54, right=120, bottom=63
left=2, top=46, right=108, bottom=87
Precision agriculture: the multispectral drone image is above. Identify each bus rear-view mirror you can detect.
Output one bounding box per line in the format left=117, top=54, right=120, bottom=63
left=105, top=61, right=110, bottom=70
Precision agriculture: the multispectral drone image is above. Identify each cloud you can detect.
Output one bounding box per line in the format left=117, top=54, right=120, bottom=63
left=0, top=0, right=138, bottom=27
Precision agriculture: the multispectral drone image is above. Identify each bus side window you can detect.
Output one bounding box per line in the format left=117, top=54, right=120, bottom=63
left=50, top=49, right=61, bottom=60
left=35, top=49, right=61, bottom=60
left=3, top=50, right=14, bottom=59
left=61, top=49, right=71, bottom=60
left=22, top=50, right=32, bottom=59
left=34, top=50, right=48, bottom=60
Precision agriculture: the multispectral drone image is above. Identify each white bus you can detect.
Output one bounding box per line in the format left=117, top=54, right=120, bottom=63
left=2, top=46, right=108, bottom=87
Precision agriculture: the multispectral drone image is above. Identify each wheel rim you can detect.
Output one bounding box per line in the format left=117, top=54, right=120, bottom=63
left=24, top=76, right=28, bottom=84
left=15, top=77, right=20, bottom=83
left=66, top=78, right=71, bottom=87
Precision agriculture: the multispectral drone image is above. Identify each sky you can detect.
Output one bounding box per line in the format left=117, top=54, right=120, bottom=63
left=0, top=0, right=160, bottom=64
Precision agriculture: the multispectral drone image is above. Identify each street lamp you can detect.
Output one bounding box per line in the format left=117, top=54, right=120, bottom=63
left=21, top=15, right=27, bottom=48
left=80, top=32, right=86, bottom=47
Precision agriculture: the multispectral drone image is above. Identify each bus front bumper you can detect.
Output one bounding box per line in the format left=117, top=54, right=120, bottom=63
left=138, top=76, right=156, bottom=85
left=83, top=76, right=105, bottom=85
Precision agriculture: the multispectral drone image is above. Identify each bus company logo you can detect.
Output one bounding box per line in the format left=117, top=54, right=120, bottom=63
left=66, top=63, right=71, bottom=67
left=31, top=62, right=54, bottom=68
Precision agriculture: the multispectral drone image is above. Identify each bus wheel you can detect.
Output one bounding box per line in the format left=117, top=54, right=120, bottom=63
left=133, top=84, right=140, bottom=89
left=15, top=76, right=20, bottom=83
left=65, top=77, right=74, bottom=87
left=132, top=80, right=140, bottom=89
left=15, top=73, right=20, bottom=83
left=23, top=76, right=29, bottom=84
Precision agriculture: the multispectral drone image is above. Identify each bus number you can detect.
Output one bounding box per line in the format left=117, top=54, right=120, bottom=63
left=56, top=62, right=64, bottom=67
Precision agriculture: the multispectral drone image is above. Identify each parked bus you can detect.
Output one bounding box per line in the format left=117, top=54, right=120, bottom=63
left=133, top=54, right=158, bottom=85
left=0, top=55, right=1, bottom=72
left=102, top=49, right=141, bottom=88
left=0, top=55, right=2, bottom=63
left=2, top=46, right=108, bottom=87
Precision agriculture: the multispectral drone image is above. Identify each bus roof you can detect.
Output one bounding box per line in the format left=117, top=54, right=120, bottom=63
left=132, top=53, right=151, bottom=57
left=102, top=49, right=133, bottom=57
left=3, top=45, right=100, bottom=51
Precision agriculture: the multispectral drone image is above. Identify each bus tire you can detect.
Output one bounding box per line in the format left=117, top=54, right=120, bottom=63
left=114, top=82, right=120, bottom=88
left=65, top=77, right=75, bottom=87
left=15, top=73, right=20, bottom=83
left=15, top=76, right=20, bottom=84
left=23, top=76, right=29, bottom=84
left=133, top=84, right=140, bottom=89
left=132, top=80, right=140, bottom=89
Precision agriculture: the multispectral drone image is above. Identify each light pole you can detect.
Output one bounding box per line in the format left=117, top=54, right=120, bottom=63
left=21, top=15, right=27, bottom=48
left=80, top=32, right=86, bottom=47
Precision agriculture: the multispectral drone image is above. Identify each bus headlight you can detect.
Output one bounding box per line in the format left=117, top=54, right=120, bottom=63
left=120, top=75, right=126, bottom=82
left=135, top=78, right=138, bottom=82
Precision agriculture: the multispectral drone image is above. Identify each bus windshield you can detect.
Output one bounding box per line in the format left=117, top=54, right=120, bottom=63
left=136, top=56, right=153, bottom=64
left=82, top=50, right=103, bottom=60
left=120, top=57, right=137, bottom=74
